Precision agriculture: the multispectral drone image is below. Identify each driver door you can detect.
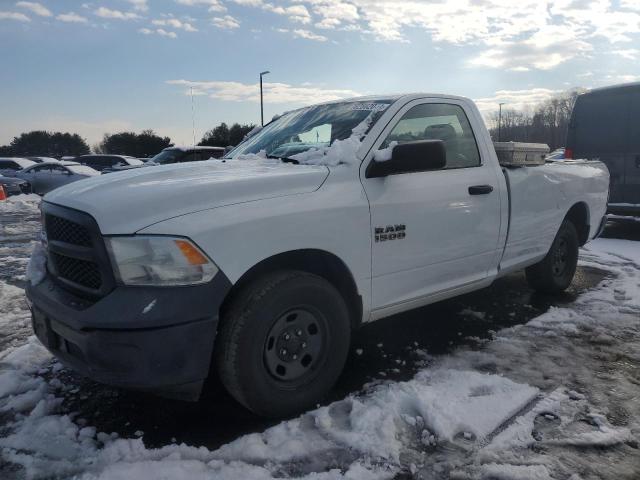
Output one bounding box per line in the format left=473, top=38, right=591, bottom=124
left=361, top=99, right=503, bottom=315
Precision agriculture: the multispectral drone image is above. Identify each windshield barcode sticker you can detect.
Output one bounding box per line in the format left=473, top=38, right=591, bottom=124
left=349, top=103, right=389, bottom=112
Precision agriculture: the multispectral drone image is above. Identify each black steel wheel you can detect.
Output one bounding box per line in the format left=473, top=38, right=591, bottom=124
left=263, top=307, right=328, bottom=385
left=526, top=219, right=579, bottom=294
left=215, top=270, right=351, bottom=418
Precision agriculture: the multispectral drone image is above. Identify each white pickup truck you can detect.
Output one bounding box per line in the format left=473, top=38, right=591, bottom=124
left=27, top=94, right=609, bottom=417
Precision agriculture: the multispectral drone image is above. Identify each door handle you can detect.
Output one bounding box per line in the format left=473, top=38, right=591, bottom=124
left=635, top=155, right=640, bottom=168
left=468, top=185, right=494, bottom=195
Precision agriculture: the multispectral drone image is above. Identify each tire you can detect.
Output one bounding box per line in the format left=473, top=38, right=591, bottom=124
left=525, top=219, right=579, bottom=294
left=215, top=270, right=351, bottom=418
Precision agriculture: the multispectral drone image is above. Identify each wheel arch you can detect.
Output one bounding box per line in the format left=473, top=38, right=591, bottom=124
left=221, top=249, right=363, bottom=330
left=564, top=202, right=590, bottom=246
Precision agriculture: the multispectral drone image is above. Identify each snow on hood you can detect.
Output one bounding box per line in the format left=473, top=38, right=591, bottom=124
left=43, top=158, right=329, bottom=234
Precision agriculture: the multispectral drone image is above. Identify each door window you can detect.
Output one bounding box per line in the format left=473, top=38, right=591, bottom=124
left=50, top=165, right=68, bottom=175
left=380, top=103, right=481, bottom=169
left=0, top=161, right=20, bottom=170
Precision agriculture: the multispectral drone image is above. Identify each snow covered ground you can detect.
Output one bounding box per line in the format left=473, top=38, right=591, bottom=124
left=0, top=196, right=639, bottom=479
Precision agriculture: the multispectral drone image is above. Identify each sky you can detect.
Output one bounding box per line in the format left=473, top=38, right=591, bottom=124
left=1, top=0, right=639, bottom=147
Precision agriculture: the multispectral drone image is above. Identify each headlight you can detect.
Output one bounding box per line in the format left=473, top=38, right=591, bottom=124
left=105, top=236, right=218, bottom=286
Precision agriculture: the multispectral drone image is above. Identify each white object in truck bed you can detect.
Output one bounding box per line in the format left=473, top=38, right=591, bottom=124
left=494, top=142, right=549, bottom=166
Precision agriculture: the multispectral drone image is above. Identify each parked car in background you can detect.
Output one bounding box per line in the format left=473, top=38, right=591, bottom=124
left=75, top=155, right=144, bottom=173
left=147, top=146, right=225, bottom=165
left=546, top=148, right=565, bottom=161
left=0, top=174, right=32, bottom=196
left=566, top=82, right=640, bottom=216
left=14, top=161, right=99, bottom=195
left=0, top=157, right=36, bottom=176
left=26, top=157, right=61, bottom=163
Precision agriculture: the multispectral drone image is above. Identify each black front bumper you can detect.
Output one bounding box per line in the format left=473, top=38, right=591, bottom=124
left=26, top=271, right=232, bottom=401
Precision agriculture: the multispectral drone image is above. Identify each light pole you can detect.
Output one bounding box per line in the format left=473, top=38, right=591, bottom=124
left=498, top=102, right=506, bottom=142
left=260, top=70, right=270, bottom=126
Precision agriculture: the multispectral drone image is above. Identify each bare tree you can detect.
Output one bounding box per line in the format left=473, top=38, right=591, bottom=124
left=488, top=89, right=584, bottom=149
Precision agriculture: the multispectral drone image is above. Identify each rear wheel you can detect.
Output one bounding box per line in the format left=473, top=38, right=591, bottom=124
left=525, top=219, right=579, bottom=294
left=215, top=271, right=351, bottom=418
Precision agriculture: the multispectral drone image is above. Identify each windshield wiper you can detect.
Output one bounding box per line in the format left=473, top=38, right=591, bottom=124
left=266, top=154, right=300, bottom=165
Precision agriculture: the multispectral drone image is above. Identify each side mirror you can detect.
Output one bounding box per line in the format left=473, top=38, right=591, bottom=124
left=366, top=140, right=446, bottom=178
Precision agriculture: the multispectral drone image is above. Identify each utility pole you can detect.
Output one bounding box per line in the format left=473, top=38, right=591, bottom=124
left=260, top=70, right=270, bottom=126
left=498, top=102, right=506, bottom=142
left=190, top=87, right=196, bottom=148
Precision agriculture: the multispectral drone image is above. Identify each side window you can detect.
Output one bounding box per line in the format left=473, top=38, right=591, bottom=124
left=0, top=161, right=20, bottom=170
left=82, top=158, right=98, bottom=168
left=380, top=103, right=481, bottom=169
left=33, top=165, right=52, bottom=173
left=198, top=150, right=218, bottom=160
left=50, top=166, right=67, bottom=175
left=181, top=151, right=197, bottom=162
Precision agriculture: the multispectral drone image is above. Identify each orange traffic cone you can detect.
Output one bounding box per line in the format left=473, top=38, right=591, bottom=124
left=0, top=185, right=6, bottom=201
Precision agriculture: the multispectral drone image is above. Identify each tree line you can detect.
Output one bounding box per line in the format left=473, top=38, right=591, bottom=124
left=487, top=89, right=584, bottom=150
left=0, top=123, right=256, bottom=159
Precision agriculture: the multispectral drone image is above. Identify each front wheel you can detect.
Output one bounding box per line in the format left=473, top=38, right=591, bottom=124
left=525, top=219, right=579, bottom=294
left=215, top=271, right=351, bottom=418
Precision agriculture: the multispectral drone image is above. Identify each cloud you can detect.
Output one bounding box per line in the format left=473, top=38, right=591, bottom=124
left=474, top=88, right=563, bottom=114
left=57, top=12, right=88, bottom=23
left=94, top=7, right=140, bottom=20
left=278, top=28, right=328, bottom=41
left=469, top=26, right=593, bottom=71
left=612, top=49, right=639, bottom=60
left=228, top=0, right=640, bottom=71
left=232, top=0, right=264, bottom=6
left=263, top=4, right=312, bottom=24
left=0, top=11, right=30, bottom=21
left=139, top=27, right=178, bottom=38
left=167, top=79, right=360, bottom=104
left=230, top=0, right=313, bottom=24
left=176, top=0, right=227, bottom=12
left=127, top=0, right=149, bottom=12
left=211, top=15, right=240, bottom=29
left=152, top=18, right=198, bottom=32
left=603, top=73, right=640, bottom=83
left=15, top=2, right=51, bottom=17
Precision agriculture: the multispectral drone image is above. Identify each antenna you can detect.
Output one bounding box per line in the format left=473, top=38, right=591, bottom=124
left=191, top=87, right=196, bottom=148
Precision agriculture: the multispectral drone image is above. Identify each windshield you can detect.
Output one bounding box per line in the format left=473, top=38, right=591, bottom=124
left=226, top=99, right=394, bottom=160
left=149, top=149, right=184, bottom=165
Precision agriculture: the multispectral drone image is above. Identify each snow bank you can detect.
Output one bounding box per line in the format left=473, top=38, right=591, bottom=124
left=0, top=193, right=40, bottom=214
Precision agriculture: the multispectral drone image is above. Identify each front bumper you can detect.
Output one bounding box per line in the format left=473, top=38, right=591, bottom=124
left=26, top=271, right=232, bottom=400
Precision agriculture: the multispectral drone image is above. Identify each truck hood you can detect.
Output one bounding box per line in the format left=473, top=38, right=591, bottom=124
left=44, top=159, right=329, bottom=234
